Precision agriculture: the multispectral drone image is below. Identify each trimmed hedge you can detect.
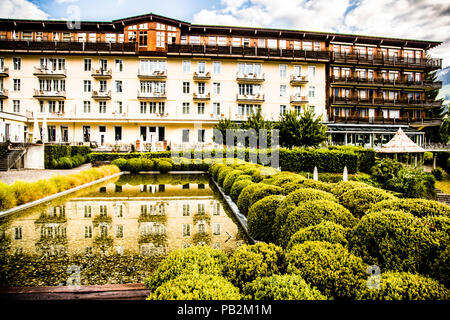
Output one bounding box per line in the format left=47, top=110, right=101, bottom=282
left=356, top=272, right=449, bottom=300
left=226, top=243, right=286, bottom=289
left=45, top=145, right=90, bottom=169
left=330, top=181, right=371, bottom=197
left=369, top=198, right=450, bottom=217
left=348, top=210, right=436, bottom=274
left=339, top=187, right=396, bottom=218
left=223, top=170, right=244, bottom=194
left=243, top=274, right=327, bottom=300
left=247, top=195, right=285, bottom=243
left=279, top=200, right=357, bottom=247
left=230, top=180, right=255, bottom=202
left=148, top=273, right=241, bottom=300
left=288, top=221, right=349, bottom=248
left=286, top=241, right=367, bottom=299
left=144, top=246, right=228, bottom=291
left=236, top=183, right=283, bottom=216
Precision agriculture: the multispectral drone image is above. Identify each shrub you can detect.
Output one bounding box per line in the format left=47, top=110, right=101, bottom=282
left=369, top=198, right=450, bottom=217
left=144, top=246, right=228, bottom=291
left=230, top=179, right=254, bottom=202
left=217, top=167, right=234, bottom=187
left=148, top=273, right=241, bottom=300
left=288, top=221, right=349, bottom=248
left=262, top=172, right=305, bottom=187
left=286, top=241, right=367, bottom=299
left=339, top=187, right=396, bottom=218
left=371, top=158, right=403, bottom=187
left=140, top=158, right=155, bottom=171
left=280, top=200, right=356, bottom=247
left=155, top=160, right=173, bottom=173
left=273, top=188, right=336, bottom=244
left=247, top=195, right=285, bottom=243
left=348, top=210, right=436, bottom=274
left=424, top=152, right=434, bottom=163
left=330, top=181, right=371, bottom=197
left=431, top=168, right=444, bottom=181
left=126, top=158, right=143, bottom=174
left=301, top=180, right=334, bottom=193
left=237, top=184, right=284, bottom=216
left=243, top=274, right=327, bottom=300
left=234, top=174, right=253, bottom=182
left=209, top=163, right=227, bottom=181
left=386, top=167, right=436, bottom=199
left=45, top=145, right=90, bottom=168
left=111, top=158, right=127, bottom=171
left=0, top=182, right=16, bottom=211
left=251, top=166, right=279, bottom=182
left=57, top=157, right=73, bottom=169
left=226, top=243, right=285, bottom=288
left=356, top=272, right=449, bottom=300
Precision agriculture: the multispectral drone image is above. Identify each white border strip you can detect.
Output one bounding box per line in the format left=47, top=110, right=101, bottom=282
left=0, top=172, right=124, bottom=218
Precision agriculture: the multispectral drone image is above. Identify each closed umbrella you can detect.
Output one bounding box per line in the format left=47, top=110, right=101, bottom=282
left=42, top=116, right=48, bottom=143
left=33, top=114, right=40, bottom=143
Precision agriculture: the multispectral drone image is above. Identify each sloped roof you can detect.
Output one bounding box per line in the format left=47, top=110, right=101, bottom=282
left=377, top=128, right=425, bottom=153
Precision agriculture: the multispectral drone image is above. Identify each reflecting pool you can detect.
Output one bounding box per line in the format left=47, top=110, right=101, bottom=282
left=0, top=174, right=249, bottom=287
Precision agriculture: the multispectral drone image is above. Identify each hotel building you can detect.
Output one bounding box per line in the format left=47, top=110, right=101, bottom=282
left=0, top=13, right=442, bottom=151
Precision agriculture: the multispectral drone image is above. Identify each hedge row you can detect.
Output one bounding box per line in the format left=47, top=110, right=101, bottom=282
left=89, top=146, right=375, bottom=174
left=111, top=157, right=211, bottom=173
left=45, top=145, right=91, bottom=169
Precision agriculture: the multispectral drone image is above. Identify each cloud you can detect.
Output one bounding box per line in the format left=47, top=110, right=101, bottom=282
left=192, top=0, right=450, bottom=67
left=0, top=0, right=49, bottom=19
left=55, top=0, right=79, bottom=3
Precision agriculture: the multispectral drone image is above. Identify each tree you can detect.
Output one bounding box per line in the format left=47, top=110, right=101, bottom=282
left=439, top=104, right=450, bottom=144
left=213, top=118, right=237, bottom=145
left=241, top=107, right=274, bottom=148
left=275, top=108, right=327, bottom=148
left=422, top=67, right=446, bottom=143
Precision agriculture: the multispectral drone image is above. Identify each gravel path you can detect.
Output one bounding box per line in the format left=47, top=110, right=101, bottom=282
left=0, top=164, right=93, bottom=185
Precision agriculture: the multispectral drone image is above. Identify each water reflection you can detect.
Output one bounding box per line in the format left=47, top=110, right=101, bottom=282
left=0, top=174, right=248, bottom=286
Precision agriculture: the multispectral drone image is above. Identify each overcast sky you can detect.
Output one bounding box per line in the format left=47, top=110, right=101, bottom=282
left=1, top=0, right=449, bottom=67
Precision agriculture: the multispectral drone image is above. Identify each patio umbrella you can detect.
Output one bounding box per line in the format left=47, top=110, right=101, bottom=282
left=33, top=113, right=40, bottom=143
left=41, top=116, right=48, bottom=143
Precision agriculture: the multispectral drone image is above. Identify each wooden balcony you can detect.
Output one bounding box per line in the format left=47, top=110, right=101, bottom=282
left=236, top=93, right=265, bottom=102
left=193, top=92, right=211, bottom=100
left=137, top=91, right=167, bottom=100
left=329, top=114, right=442, bottom=127
left=33, top=67, right=66, bottom=78
left=236, top=72, right=265, bottom=82
left=138, top=70, right=167, bottom=79
left=193, top=71, right=211, bottom=81
left=290, top=75, right=308, bottom=85
left=0, top=67, right=9, bottom=77
left=91, top=69, right=112, bottom=79
left=92, top=90, right=111, bottom=100
left=330, top=75, right=442, bottom=90
left=332, top=52, right=442, bottom=70
left=290, top=95, right=309, bottom=104
left=167, top=44, right=331, bottom=62
left=0, top=88, right=8, bottom=99
left=33, top=89, right=66, bottom=99
left=330, top=96, right=442, bottom=108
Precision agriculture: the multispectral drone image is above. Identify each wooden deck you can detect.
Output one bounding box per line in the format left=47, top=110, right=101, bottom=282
left=0, top=283, right=149, bottom=300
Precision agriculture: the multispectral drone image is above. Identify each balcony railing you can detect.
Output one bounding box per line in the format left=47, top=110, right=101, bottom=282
left=0, top=88, right=8, bottom=99
left=330, top=75, right=442, bottom=90
left=91, top=69, right=112, bottom=79
left=332, top=52, right=442, bottom=69
left=0, top=67, right=9, bottom=77
left=290, top=75, right=308, bottom=84
left=193, top=92, right=211, bottom=100
left=137, top=91, right=167, bottom=99
left=290, top=95, right=309, bottom=104
left=236, top=72, right=265, bottom=82
left=138, top=70, right=167, bottom=79
left=329, top=114, right=442, bottom=126
left=168, top=44, right=331, bottom=61
left=92, top=90, right=111, bottom=100
left=193, top=71, right=211, bottom=80
left=236, top=93, right=265, bottom=102
left=330, top=96, right=442, bottom=107
left=33, top=89, right=66, bottom=99
left=0, top=40, right=137, bottom=53
left=33, top=67, right=66, bottom=78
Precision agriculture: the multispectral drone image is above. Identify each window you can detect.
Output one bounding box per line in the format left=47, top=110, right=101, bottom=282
left=213, top=82, right=221, bottom=95
left=99, top=101, right=106, bottom=113
left=140, top=59, right=166, bottom=74
left=238, top=104, right=257, bottom=116
left=197, top=82, right=205, bottom=94
left=183, top=204, right=190, bottom=216
left=213, top=223, right=221, bottom=236
left=115, top=80, right=123, bottom=93
left=232, top=37, right=241, bottom=47
left=106, top=33, right=116, bottom=43
left=115, top=225, right=123, bottom=238
left=279, top=39, right=287, bottom=49
left=280, top=85, right=287, bottom=97
left=84, top=226, right=92, bottom=238
left=183, top=82, right=190, bottom=94
left=139, top=32, right=148, bottom=46
left=156, top=32, right=165, bottom=47
left=13, top=79, right=20, bottom=91
left=115, top=59, right=123, bottom=72
left=88, top=33, right=96, bottom=42
left=182, top=102, right=190, bottom=114
left=237, top=63, right=262, bottom=76
left=279, top=64, right=287, bottom=78
left=167, top=32, right=176, bottom=44
left=280, top=105, right=287, bottom=115
left=84, top=205, right=92, bottom=218
left=308, top=86, right=315, bottom=98
left=258, top=38, right=265, bottom=48
left=99, top=80, right=107, bottom=92
left=182, top=129, right=190, bottom=143
left=13, top=100, right=20, bottom=113
left=182, top=60, right=191, bottom=73
left=238, top=83, right=261, bottom=95
left=115, top=126, right=122, bottom=141
left=48, top=101, right=56, bottom=113
left=308, top=66, right=316, bottom=78
left=14, top=227, right=22, bottom=240
left=314, top=42, right=321, bottom=51
left=13, top=57, right=21, bottom=70
left=83, top=101, right=91, bottom=113
left=182, top=224, right=191, bottom=237
left=189, top=35, right=200, bottom=45
left=198, top=129, right=205, bottom=143
left=267, top=39, right=277, bottom=49
left=84, top=58, right=91, bottom=71
left=303, top=41, right=312, bottom=51
left=58, top=101, right=64, bottom=113
left=115, top=101, right=122, bottom=114
left=198, top=61, right=206, bottom=74
left=83, top=80, right=91, bottom=92
left=294, top=65, right=302, bottom=77
left=140, top=102, right=147, bottom=114
left=213, top=61, right=221, bottom=74
left=114, top=205, right=123, bottom=217
left=83, top=126, right=91, bottom=142
left=197, top=103, right=205, bottom=114
left=213, top=103, right=220, bottom=115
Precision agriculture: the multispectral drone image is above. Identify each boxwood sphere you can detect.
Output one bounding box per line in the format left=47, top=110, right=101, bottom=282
left=288, top=221, right=349, bottom=248
left=339, top=187, right=396, bottom=218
